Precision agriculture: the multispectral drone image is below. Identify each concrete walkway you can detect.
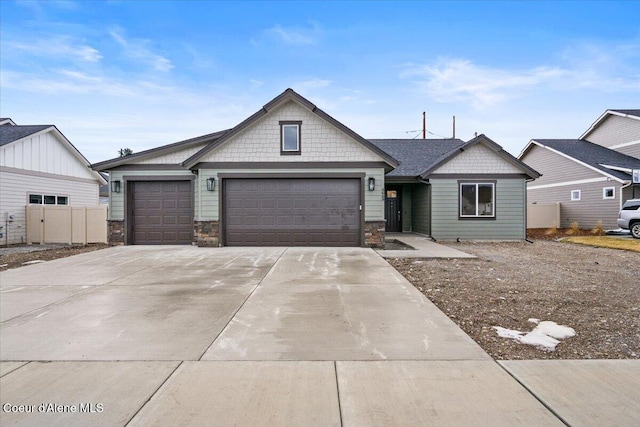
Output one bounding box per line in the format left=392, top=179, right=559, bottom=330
left=1, top=246, right=638, bottom=426
left=377, top=232, right=476, bottom=258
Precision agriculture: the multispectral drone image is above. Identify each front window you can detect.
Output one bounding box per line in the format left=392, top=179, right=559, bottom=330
left=280, top=121, right=301, bottom=154
left=460, top=182, right=495, bottom=218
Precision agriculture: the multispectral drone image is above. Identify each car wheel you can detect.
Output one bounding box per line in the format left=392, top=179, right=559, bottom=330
left=631, top=222, right=640, bottom=239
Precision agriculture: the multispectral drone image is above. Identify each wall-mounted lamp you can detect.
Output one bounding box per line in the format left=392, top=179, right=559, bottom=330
left=368, top=177, right=376, bottom=192
left=206, top=177, right=216, bottom=192
left=111, top=180, right=121, bottom=193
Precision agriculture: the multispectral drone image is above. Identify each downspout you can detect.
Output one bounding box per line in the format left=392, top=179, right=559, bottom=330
left=620, top=181, right=632, bottom=209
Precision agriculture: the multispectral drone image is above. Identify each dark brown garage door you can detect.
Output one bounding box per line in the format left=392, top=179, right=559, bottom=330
left=130, top=180, right=193, bottom=244
left=224, top=178, right=361, bottom=246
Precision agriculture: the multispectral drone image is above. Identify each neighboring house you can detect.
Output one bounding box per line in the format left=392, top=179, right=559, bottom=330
left=0, top=120, right=107, bottom=245
left=519, top=110, right=640, bottom=229
left=91, top=89, right=539, bottom=247
left=99, top=172, right=110, bottom=204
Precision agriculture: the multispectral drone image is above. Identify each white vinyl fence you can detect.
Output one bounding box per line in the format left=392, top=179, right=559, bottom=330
left=26, top=205, right=108, bottom=244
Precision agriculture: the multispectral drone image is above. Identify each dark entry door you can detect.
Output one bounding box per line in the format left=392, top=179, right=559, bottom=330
left=385, top=187, right=402, bottom=232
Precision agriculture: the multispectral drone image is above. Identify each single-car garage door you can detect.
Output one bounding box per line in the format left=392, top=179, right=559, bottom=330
left=224, top=178, right=361, bottom=246
left=130, top=180, right=193, bottom=244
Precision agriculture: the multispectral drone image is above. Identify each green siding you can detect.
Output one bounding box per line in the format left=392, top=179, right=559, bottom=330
left=108, top=169, right=194, bottom=220
left=401, top=185, right=412, bottom=232
left=199, top=168, right=386, bottom=222
left=411, top=183, right=431, bottom=235
left=431, top=178, right=526, bottom=240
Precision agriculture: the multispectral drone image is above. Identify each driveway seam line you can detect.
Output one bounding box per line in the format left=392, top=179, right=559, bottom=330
left=124, top=360, right=183, bottom=426
left=334, top=361, right=344, bottom=427
left=196, top=248, right=289, bottom=361
left=0, top=361, right=31, bottom=378
left=496, top=361, right=571, bottom=426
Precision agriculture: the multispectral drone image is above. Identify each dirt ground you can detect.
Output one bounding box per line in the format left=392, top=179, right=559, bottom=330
left=0, top=244, right=110, bottom=271
left=389, top=238, right=639, bottom=360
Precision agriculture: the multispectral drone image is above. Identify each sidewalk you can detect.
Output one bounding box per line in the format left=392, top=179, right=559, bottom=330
left=377, top=232, right=476, bottom=258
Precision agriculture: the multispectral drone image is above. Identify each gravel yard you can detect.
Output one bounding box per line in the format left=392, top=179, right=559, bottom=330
left=389, top=239, right=640, bottom=360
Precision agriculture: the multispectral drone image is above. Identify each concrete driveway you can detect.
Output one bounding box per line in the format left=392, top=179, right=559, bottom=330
left=1, top=246, right=637, bottom=426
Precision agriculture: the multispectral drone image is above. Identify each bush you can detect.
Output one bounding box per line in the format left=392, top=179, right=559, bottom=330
left=545, top=223, right=558, bottom=236
left=591, top=220, right=606, bottom=236
left=567, top=221, right=580, bottom=235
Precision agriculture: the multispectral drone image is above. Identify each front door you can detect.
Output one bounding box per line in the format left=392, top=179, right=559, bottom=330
left=385, top=186, right=402, bottom=232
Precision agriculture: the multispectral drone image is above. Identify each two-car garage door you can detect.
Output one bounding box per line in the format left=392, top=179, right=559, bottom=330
left=223, top=178, right=361, bottom=246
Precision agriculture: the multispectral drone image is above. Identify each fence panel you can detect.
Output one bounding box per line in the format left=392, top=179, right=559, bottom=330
left=26, top=205, right=108, bottom=244
left=527, top=202, right=561, bottom=229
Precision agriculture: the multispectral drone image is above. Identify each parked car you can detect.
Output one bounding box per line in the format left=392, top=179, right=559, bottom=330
left=617, top=199, right=640, bottom=239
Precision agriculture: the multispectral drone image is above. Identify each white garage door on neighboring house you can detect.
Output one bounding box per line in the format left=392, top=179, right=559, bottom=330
left=223, top=178, right=361, bottom=246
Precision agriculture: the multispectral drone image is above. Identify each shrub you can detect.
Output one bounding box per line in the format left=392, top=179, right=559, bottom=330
left=545, top=222, right=558, bottom=236
left=591, top=220, right=606, bottom=236
left=567, top=221, right=580, bottom=235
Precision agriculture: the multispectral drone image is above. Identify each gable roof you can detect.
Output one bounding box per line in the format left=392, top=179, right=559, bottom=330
left=369, top=139, right=466, bottom=177
left=0, top=118, right=17, bottom=126
left=522, top=139, right=640, bottom=182
left=91, top=129, right=231, bottom=170
left=0, top=124, right=107, bottom=185
left=182, top=88, right=399, bottom=169
left=580, top=109, right=640, bottom=140
left=372, top=134, right=540, bottom=180
left=0, top=125, right=52, bottom=146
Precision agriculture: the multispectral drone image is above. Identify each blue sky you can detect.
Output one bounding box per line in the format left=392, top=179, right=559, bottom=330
left=1, top=1, right=639, bottom=163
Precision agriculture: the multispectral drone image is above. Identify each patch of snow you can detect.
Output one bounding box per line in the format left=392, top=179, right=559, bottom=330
left=528, top=318, right=540, bottom=324
left=493, top=320, right=575, bottom=352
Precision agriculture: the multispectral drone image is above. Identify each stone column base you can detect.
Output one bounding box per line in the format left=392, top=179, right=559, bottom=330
left=364, top=221, right=385, bottom=248
left=107, top=220, right=125, bottom=245
left=194, top=221, right=220, bottom=247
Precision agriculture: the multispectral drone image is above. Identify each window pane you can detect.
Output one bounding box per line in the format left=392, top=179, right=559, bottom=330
left=478, top=184, right=494, bottom=216
left=57, top=196, right=68, bottom=205
left=386, top=190, right=397, bottom=198
left=461, top=184, right=476, bottom=216
left=29, top=194, right=42, bottom=204
left=283, top=125, right=299, bottom=151
left=44, top=195, right=56, bottom=204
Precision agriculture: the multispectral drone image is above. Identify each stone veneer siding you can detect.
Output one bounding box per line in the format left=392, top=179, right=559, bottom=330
left=364, top=221, right=385, bottom=249
left=194, top=220, right=220, bottom=247
left=107, top=220, right=125, bottom=245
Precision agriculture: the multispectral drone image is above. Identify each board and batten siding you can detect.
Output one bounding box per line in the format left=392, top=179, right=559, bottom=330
left=0, top=131, right=96, bottom=181
left=0, top=170, right=98, bottom=244
left=430, top=178, right=526, bottom=240
left=197, top=168, right=385, bottom=222
left=108, top=169, right=194, bottom=221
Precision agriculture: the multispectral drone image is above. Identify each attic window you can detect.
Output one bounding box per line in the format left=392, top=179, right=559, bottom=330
left=280, top=121, right=301, bottom=155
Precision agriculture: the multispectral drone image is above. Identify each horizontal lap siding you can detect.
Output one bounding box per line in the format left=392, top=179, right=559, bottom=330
left=585, top=115, right=640, bottom=150
left=431, top=178, right=525, bottom=240
left=411, top=184, right=430, bottom=235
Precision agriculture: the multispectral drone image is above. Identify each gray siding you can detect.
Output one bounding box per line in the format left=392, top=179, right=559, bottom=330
left=401, top=185, right=412, bottom=232
left=522, top=144, right=599, bottom=187
left=411, top=183, right=431, bottom=235
left=585, top=115, right=640, bottom=148
left=431, top=178, right=526, bottom=240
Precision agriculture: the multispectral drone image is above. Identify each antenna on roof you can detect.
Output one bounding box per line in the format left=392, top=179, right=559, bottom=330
left=422, top=112, right=426, bottom=139
left=453, top=116, right=456, bottom=139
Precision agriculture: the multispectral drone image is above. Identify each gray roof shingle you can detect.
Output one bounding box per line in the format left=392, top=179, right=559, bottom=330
left=368, top=139, right=466, bottom=177
left=610, top=109, right=640, bottom=117
left=0, top=125, right=51, bottom=146
left=533, top=139, right=640, bottom=180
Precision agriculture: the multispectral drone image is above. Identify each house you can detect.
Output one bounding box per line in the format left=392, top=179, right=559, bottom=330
left=0, top=119, right=107, bottom=245
left=91, top=89, right=539, bottom=247
left=519, top=110, right=640, bottom=229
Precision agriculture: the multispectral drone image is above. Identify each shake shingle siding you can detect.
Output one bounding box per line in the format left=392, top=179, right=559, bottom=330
left=431, top=178, right=525, bottom=240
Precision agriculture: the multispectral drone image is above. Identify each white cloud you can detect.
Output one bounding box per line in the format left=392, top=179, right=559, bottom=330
left=265, top=22, right=322, bottom=46
left=401, top=58, right=568, bottom=108
left=109, top=28, right=174, bottom=72
left=5, top=36, right=102, bottom=62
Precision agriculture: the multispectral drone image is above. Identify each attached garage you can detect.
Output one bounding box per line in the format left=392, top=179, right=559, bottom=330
left=128, top=180, right=193, bottom=244
left=222, top=177, right=362, bottom=246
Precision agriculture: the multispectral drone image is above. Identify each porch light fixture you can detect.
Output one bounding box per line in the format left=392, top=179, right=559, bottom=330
left=111, top=180, right=121, bottom=193
left=206, top=177, right=216, bottom=191
left=368, top=177, right=376, bottom=191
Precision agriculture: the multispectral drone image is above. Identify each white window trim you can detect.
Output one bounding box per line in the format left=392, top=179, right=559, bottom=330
left=603, top=187, right=615, bottom=200
left=281, top=124, right=300, bottom=152
left=571, top=190, right=581, bottom=201
left=28, top=194, right=69, bottom=205
left=459, top=182, right=495, bottom=218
